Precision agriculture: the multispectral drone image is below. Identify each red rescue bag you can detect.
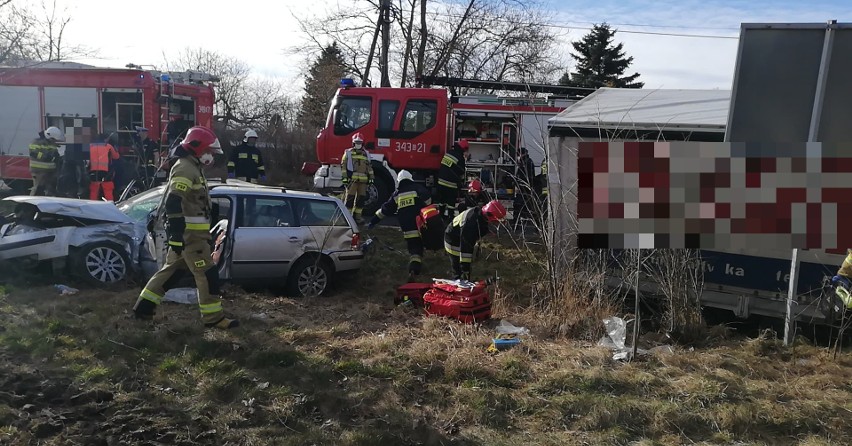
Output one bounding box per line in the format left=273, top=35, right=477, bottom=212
left=423, top=280, right=492, bottom=323
left=395, top=283, right=432, bottom=307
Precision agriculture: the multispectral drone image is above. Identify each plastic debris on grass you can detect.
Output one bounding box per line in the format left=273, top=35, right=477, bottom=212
left=487, top=320, right=528, bottom=353
left=598, top=316, right=675, bottom=361
left=54, top=284, right=79, bottom=295
left=163, top=288, right=198, bottom=304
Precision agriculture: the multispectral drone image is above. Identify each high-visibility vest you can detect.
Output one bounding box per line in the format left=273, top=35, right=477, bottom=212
left=89, top=143, right=119, bottom=172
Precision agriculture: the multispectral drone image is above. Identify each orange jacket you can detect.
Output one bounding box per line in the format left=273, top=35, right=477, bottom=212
left=89, top=143, right=120, bottom=172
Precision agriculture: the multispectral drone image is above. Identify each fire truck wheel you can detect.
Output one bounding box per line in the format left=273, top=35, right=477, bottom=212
left=362, top=174, right=392, bottom=219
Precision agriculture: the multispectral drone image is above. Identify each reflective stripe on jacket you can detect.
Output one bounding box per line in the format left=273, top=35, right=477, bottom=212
left=89, top=143, right=120, bottom=172
left=167, top=156, right=212, bottom=240
left=341, top=147, right=373, bottom=183
left=29, top=138, right=59, bottom=171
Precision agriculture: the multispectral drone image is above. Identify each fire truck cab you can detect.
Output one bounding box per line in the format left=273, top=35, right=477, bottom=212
left=311, top=78, right=583, bottom=216
left=0, top=62, right=216, bottom=193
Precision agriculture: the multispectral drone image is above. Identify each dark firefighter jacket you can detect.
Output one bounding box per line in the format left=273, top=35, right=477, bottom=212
left=444, top=207, right=490, bottom=269
left=374, top=179, right=432, bottom=238
left=437, top=147, right=466, bottom=189
left=227, top=143, right=266, bottom=180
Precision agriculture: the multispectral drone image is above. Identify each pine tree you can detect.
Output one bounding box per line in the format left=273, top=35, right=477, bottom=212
left=560, top=23, right=643, bottom=89
left=298, top=42, right=348, bottom=131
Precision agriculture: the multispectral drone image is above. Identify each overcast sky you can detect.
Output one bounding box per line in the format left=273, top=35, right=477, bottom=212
left=57, top=0, right=852, bottom=93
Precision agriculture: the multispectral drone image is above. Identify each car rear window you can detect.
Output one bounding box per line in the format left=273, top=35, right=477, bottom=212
left=292, top=199, right=350, bottom=227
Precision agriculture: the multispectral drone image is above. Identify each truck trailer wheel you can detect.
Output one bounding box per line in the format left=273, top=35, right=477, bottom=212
left=362, top=174, right=392, bottom=219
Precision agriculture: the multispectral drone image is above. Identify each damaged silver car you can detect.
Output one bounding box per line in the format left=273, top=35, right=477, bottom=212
left=0, top=196, right=149, bottom=285
left=122, top=185, right=366, bottom=297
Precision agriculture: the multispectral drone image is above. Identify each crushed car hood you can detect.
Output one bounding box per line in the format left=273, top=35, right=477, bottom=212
left=2, top=196, right=134, bottom=224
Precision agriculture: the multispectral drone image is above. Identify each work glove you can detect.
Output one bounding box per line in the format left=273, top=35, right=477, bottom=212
left=166, top=217, right=186, bottom=255
left=460, top=271, right=471, bottom=282
left=227, top=172, right=235, bottom=179
left=367, top=216, right=380, bottom=230
left=832, top=275, right=851, bottom=289
left=368, top=177, right=374, bottom=185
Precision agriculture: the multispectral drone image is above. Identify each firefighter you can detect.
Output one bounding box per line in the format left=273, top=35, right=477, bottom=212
left=436, top=139, right=468, bottom=222
left=831, top=253, right=852, bottom=309
left=133, top=126, right=160, bottom=187
left=367, top=170, right=432, bottom=282
left=227, top=129, right=266, bottom=184
left=29, top=127, right=64, bottom=196
left=132, top=126, right=240, bottom=330
left=444, top=199, right=507, bottom=281
left=341, top=132, right=374, bottom=222
left=88, top=133, right=121, bottom=201
left=457, top=179, right=491, bottom=214
left=514, top=147, right=536, bottom=221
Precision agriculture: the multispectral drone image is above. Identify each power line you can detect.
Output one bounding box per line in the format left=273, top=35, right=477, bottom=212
left=552, top=18, right=740, bottom=31
left=429, top=10, right=740, bottom=40
left=550, top=24, right=740, bottom=39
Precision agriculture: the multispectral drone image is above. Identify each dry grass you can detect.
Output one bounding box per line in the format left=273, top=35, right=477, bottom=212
left=0, top=230, right=851, bottom=445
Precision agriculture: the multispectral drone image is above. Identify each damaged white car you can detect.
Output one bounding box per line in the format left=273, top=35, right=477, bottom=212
left=0, top=196, right=150, bottom=285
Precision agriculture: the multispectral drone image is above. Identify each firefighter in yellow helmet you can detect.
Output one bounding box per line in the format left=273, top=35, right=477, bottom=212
left=133, top=126, right=239, bottom=330
left=340, top=132, right=374, bottom=222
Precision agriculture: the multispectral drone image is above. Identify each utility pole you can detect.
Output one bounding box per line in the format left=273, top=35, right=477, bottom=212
left=380, top=0, right=391, bottom=87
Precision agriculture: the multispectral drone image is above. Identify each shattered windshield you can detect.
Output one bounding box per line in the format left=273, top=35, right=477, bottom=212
left=116, top=188, right=163, bottom=223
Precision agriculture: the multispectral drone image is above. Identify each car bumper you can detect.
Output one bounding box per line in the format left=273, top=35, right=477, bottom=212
left=331, top=250, right=365, bottom=272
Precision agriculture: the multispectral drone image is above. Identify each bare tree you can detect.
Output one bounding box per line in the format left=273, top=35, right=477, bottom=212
left=164, top=48, right=293, bottom=131
left=0, top=1, right=32, bottom=65
left=292, top=0, right=564, bottom=89
left=0, top=0, right=91, bottom=65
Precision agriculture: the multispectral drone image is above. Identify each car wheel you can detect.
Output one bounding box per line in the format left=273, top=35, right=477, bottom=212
left=71, top=241, right=131, bottom=285
left=286, top=257, right=333, bottom=298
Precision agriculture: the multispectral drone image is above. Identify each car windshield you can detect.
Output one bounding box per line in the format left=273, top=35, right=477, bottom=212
left=116, top=187, right=164, bottom=223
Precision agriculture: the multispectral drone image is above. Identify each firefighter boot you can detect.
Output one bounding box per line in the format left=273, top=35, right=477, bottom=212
left=133, top=298, right=156, bottom=321
left=205, top=316, right=241, bottom=330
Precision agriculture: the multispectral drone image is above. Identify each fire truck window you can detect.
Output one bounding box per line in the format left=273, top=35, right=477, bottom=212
left=378, top=100, right=399, bottom=131
left=400, top=100, right=437, bottom=133
left=333, top=97, right=372, bottom=135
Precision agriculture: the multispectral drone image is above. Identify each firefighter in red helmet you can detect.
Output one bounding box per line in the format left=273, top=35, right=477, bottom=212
left=444, top=199, right=507, bottom=281
left=456, top=178, right=491, bottom=214
left=133, top=126, right=239, bottom=330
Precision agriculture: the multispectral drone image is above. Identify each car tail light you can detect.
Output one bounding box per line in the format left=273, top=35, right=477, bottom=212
left=351, top=232, right=361, bottom=250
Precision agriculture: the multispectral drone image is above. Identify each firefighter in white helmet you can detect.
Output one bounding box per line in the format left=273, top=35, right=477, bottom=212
left=29, top=127, right=64, bottom=196
left=227, top=129, right=266, bottom=183
left=368, top=169, right=432, bottom=282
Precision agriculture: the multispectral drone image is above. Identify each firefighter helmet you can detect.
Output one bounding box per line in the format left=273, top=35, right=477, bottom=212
left=481, top=200, right=507, bottom=223
left=454, top=139, right=469, bottom=151
left=352, top=133, right=365, bottom=144
left=243, top=129, right=258, bottom=142
left=180, top=126, right=222, bottom=156
left=468, top=179, right=483, bottom=194
left=44, top=126, right=65, bottom=142
left=397, top=169, right=413, bottom=183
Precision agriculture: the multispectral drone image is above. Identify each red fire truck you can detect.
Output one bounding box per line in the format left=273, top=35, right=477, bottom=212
left=0, top=62, right=216, bottom=192
left=307, top=76, right=594, bottom=215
